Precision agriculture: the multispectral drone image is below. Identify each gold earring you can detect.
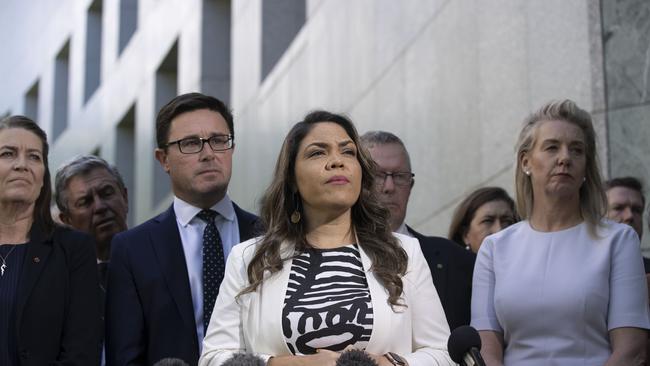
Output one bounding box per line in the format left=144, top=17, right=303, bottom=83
left=291, top=192, right=302, bottom=224
left=291, top=210, right=301, bottom=224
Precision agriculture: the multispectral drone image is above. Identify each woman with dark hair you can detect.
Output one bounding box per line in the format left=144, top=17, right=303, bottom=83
left=472, top=100, right=649, bottom=365
left=199, top=111, right=453, bottom=366
left=448, top=187, right=517, bottom=254
left=0, top=116, right=100, bottom=365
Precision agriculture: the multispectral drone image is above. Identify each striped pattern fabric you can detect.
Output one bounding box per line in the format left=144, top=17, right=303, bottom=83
left=282, top=244, right=373, bottom=355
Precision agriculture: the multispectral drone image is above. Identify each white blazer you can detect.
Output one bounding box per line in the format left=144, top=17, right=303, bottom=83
left=199, top=233, right=454, bottom=366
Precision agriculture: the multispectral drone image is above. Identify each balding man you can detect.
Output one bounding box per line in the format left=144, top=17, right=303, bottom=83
left=361, top=131, right=474, bottom=330
left=55, top=155, right=129, bottom=288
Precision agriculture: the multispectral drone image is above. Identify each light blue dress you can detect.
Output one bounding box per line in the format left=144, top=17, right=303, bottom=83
left=471, top=220, right=650, bottom=366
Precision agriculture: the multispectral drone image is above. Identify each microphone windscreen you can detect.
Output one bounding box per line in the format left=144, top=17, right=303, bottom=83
left=447, top=325, right=482, bottom=363
left=152, top=358, right=190, bottom=366
left=221, top=353, right=266, bottom=366
left=335, top=349, right=379, bottom=366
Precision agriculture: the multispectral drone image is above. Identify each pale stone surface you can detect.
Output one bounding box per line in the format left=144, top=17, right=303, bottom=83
left=230, top=0, right=607, bottom=236
left=0, top=0, right=613, bottom=237
left=608, top=104, right=650, bottom=254
left=602, top=0, right=650, bottom=255
left=602, top=0, right=650, bottom=109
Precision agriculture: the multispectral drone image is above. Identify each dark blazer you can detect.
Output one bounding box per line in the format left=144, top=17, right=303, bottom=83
left=407, top=226, right=475, bottom=331
left=106, top=203, right=260, bottom=366
left=16, top=224, right=101, bottom=366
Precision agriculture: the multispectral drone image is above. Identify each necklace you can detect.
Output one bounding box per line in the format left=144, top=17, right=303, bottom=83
left=0, top=245, right=18, bottom=276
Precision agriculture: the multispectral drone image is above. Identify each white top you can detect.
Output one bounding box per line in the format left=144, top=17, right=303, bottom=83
left=471, top=220, right=650, bottom=366
left=198, top=233, right=454, bottom=366
left=173, top=195, right=241, bottom=345
left=395, top=222, right=412, bottom=237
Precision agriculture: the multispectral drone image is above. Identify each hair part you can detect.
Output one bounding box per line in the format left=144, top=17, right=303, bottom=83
left=54, top=155, right=126, bottom=213
left=0, top=115, right=55, bottom=234
left=155, top=92, right=234, bottom=149
left=360, top=130, right=412, bottom=171
left=242, top=111, right=409, bottom=308
left=605, top=176, right=645, bottom=207
left=514, top=99, right=606, bottom=228
left=448, top=187, right=518, bottom=247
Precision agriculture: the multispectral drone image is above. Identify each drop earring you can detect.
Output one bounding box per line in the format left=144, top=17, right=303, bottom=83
left=290, top=193, right=301, bottom=224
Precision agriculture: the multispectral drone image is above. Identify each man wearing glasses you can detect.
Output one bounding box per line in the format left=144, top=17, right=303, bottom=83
left=106, top=93, right=260, bottom=366
left=360, top=131, right=474, bottom=331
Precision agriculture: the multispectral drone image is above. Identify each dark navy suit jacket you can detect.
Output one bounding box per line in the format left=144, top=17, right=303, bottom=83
left=407, top=226, right=475, bottom=331
left=105, top=203, right=260, bottom=366
left=16, top=224, right=101, bottom=366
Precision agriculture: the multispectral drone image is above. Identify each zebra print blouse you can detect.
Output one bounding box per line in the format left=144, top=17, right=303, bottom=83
left=282, top=244, right=373, bottom=355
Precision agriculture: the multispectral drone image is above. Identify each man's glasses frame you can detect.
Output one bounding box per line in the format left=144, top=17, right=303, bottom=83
left=165, top=134, right=234, bottom=154
left=374, top=171, right=415, bottom=187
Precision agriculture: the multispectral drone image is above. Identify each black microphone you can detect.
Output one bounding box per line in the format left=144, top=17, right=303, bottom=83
left=336, top=349, right=379, bottom=366
left=152, top=358, right=189, bottom=366
left=221, top=353, right=265, bottom=366
left=447, top=326, right=486, bottom=366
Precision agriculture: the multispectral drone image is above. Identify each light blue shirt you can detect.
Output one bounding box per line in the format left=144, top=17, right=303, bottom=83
left=173, top=195, right=241, bottom=349
left=472, top=220, right=650, bottom=365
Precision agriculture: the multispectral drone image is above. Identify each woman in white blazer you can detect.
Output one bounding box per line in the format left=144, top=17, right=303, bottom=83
left=199, top=111, right=454, bottom=366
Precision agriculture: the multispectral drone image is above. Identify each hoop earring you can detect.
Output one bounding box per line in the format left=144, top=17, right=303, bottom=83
left=291, top=193, right=302, bottom=224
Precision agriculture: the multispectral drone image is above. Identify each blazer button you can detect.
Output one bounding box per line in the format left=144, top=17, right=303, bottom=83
left=19, top=349, right=30, bottom=358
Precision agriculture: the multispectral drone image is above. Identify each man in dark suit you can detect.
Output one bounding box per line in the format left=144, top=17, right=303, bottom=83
left=361, top=131, right=474, bottom=331
left=54, top=155, right=129, bottom=365
left=604, top=177, right=650, bottom=362
left=55, top=155, right=129, bottom=289
left=106, top=93, right=260, bottom=365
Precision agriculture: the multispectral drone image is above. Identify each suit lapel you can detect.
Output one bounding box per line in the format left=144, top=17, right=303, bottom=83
left=407, top=226, right=448, bottom=299
left=233, top=203, right=260, bottom=242
left=149, top=206, right=199, bottom=349
left=15, top=223, right=52, bottom=337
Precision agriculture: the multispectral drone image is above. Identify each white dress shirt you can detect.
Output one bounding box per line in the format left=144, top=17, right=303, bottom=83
left=395, top=221, right=413, bottom=237
left=173, top=195, right=241, bottom=348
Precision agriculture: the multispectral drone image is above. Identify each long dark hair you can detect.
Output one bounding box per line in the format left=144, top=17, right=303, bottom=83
left=242, top=111, right=408, bottom=308
left=0, top=115, right=55, bottom=235
left=448, top=187, right=517, bottom=248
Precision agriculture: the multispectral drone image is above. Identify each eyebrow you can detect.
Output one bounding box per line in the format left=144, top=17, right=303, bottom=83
left=540, top=138, right=585, bottom=146
left=174, top=132, right=229, bottom=140
left=305, top=140, right=355, bottom=149
left=0, top=145, right=42, bottom=153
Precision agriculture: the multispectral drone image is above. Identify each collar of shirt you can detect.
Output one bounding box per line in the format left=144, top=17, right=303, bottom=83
left=395, top=222, right=413, bottom=237
left=173, top=195, right=236, bottom=227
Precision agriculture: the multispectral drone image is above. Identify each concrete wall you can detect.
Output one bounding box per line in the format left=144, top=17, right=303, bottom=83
left=230, top=0, right=607, bottom=238
left=0, top=0, right=217, bottom=224
left=602, top=0, right=650, bottom=251
left=5, top=0, right=646, bottom=252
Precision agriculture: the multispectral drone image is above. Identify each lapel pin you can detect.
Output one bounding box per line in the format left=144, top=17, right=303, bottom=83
left=33, top=257, right=40, bottom=263
left=436, top=263, right=443, bottom=269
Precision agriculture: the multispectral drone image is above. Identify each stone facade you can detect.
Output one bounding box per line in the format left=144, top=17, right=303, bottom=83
left=0, top=0, right=646, bottom=254
left=603, top=0, right=650, bottom=252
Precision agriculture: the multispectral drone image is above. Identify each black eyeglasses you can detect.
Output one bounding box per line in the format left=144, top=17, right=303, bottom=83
left=165, top=135, right=233, bottom=154
left=374, top=171, right=414, bottom=187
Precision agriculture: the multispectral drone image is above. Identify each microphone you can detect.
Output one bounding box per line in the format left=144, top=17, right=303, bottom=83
left=152, top=358, right=189, bottom=366
left=447, top=326, right=486, bottom=366
left=221, top=353, right=265, bottom=366
left=336, top=349, right=379, bottom=366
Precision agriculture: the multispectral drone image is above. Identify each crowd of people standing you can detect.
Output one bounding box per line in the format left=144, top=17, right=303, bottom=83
left=0, top=93, right=648, bottom=366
